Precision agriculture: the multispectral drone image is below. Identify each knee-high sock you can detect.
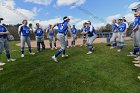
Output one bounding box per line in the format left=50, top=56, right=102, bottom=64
left=73, top=41, right=75, bottom=45
left=133, top=47, right=139, bottom=55
left=71, top=41, right=73, bottom=46
left=87, top=44, right=93, bottom=51
left=55, top=49, right=63, bottom=57
left=50, top=43, right=52, bottom=48
left=29, top=47, right=32, bottom=53
left=6, top=53, right=10, bottom=60
left=112, top=41, right=116, bottom=47
left=6, top=51, right=10, bottom=60
left=37, top=42, right=40, bottom=51
left=66, top=41, right=68, bottom=46
left=21, top=47, right=24, bottom=54
left=41, top=42, right=45, bottom=50
left=120, top=42, right=124, bottom=49
left=62, top=49, right=66, bottom=55
left=54, top=42, right=56, bottom=47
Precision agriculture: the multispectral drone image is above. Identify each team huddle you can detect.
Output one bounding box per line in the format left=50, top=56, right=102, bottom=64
left=0, top=16, right=98, bottom=69
left=0, top=5, right=140, bottom=80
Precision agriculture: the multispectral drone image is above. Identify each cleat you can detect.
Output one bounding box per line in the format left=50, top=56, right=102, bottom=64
left=62, top=54, right=68, bottom=58
left=127, top=54, right=137, bottom=57
left=138, top=76, right=140, bottom=80
left=87, top=51, right=92, bottom=55
left=7, top=59, right=16, bottom=62
left=134, top=64, right=140, bottom=67
left=92, top=47, right=95, bottom=51
left=132, top=61, right=140, bottom=64
left=130, top=52, right=133, bottom=55
left=65, top=54, right=68, bottom=57
left=62, top=55, right=65, bottom=58
left=117, top=49, right=121, bottom=52
left=110, top=47, right=115, bottom=49
left=51, top=48, right=54, bottom=50
left=29, top=52, right=35, bottom=55
left=21, top=54, right=24, bottom=58
left=0, top=62, right=6, bottom=66
left=52, top=56, right=58, bottom=63
left=134, top=57, right=140, bottom=61
left=0, top=68, right=3, bottom=71
left=54, top=47, right=57, bottom=49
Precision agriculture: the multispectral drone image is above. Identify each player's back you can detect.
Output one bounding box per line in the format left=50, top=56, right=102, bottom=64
left=57, top=22, right=68, bottom=34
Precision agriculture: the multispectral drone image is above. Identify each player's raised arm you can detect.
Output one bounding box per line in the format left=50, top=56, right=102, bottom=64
left=51, top=23, right=58, bottom=30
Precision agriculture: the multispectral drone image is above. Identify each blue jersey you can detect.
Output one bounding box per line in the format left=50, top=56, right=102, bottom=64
left=86, top=26, right=96, bottom=37
left=19, top=25, right=30, bottom=36
left=0, top=25, right=8, bottom=38
left=35, top=28, right=44, bottom=36
left=47, top=29, right=55, bottom=36
left=71, top=27, right=77, bottom=34
left=132, top=17, right=140, bottom=30
left=118, top=23, right=126, bottom=32
left=57, top=21, right=68, bottom=35
left=112, top=23, right=118, bottom=32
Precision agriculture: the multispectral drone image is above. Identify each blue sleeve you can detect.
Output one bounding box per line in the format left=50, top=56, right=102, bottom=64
left=138, top=17, right=140, bottom=25
left=3, top=26, right=8, bottom=32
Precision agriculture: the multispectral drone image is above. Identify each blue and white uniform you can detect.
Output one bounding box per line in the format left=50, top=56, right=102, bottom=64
left=35, top=27, right=45, bottom=52
left=118, top=22, right=127, bottom=49
left=86, top=25, right=97, bottom=52
left=71, top=27, right=77, bottom=46
left=111, top=23, right=118, bottom=47
left=0, top=24, right=11, bottom=61
left=131, top=17, right=140, bottom=55
left=18, top=24, right=32, bottom=54
left=54, top=21, right=69, bottom=58
left=47, top=28, right=56, bottom=48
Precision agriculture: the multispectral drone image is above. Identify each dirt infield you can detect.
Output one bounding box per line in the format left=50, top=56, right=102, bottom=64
left=16, top=37, right=131, bottom=48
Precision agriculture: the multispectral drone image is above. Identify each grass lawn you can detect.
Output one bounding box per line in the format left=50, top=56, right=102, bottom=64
left=0, top=41, right=140, bottom=93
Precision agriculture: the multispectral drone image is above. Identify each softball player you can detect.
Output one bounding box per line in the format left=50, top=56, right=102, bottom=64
left=81, top=21, right=97, bottom=54
left=0, top=18, right=16, bottom=64
left=117, top=18, right=127, bottom=52
left=52, top=16, right=71, bottom=62
left=127, top=7, right=140, bottom=57
left=71, top=25, right=77, bottom=47
left=128, top=12, right=140, bottom=56
left=110, top=19, right=118, bottom=49
left=132, top=11, right=140, bottom=65
left=47, top=25, right=57, bottom=50
left=81, top=23, right=87, bottom=46
left=18, top=19, right=35, bottom=58
left=34, top=23, right=45, bottom=52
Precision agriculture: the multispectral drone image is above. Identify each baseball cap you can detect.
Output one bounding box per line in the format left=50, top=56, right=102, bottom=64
left=0, top=18, right=4, bottom=21
left=118, top=18, right=123, bottom=20
left=63, top=16, right=70, bottom=21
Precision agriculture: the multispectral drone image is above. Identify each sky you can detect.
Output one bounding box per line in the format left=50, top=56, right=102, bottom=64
left=0, top=0, right=139, bottom=28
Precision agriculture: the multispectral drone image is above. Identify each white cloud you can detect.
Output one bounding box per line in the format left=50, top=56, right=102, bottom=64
left=75, top=20, right=88, bottom=29
left=94, top=23, right=106, bottom=29
left=24, top=0, right=52, bottom=5
left=124, top=13, right=134, bottom=22
left=128, top=2, right=140, bottom=9
left=56, top=0, right=86, bottom=6
left=31, top=17, right=62, bottom=29
left=106, top=14, right=121, bottom=23
left=0, top=0, right=37, bottom=24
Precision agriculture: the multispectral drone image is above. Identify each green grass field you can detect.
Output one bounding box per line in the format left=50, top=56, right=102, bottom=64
left=0, top=41, right=140, bottom=93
